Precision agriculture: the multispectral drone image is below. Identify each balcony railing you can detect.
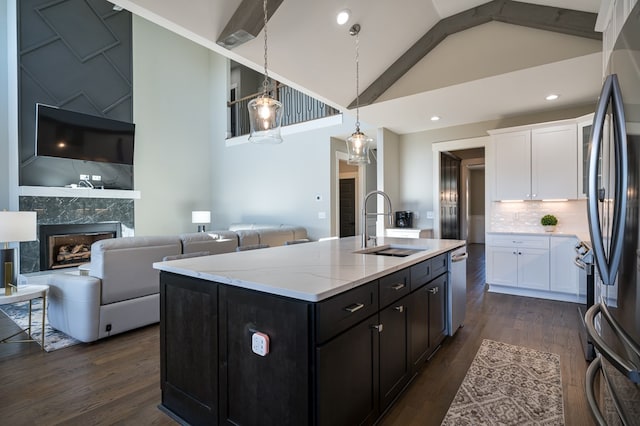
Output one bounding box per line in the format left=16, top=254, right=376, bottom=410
left=227, top=83, right=340, bottom=138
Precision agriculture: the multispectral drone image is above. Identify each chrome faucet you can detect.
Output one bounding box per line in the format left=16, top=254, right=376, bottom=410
left=362, top=190, right=393, bottom=248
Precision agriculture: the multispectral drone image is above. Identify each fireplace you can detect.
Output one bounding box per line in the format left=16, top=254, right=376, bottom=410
left=39, top=223, right=121, bottom=271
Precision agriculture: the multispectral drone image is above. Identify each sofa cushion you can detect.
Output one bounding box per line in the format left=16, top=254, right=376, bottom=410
left=180, top=231, right=238, bottom=255
left=257, top=228, right=294, bottom=247
left=236, top=229, right=260, bottom=246
left=90, top=236, right=182, bottom=305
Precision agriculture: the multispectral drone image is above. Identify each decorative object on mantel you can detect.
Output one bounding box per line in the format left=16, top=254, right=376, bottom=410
left=345, top=23, right=372, bottom=165
left=441, top=339, right=564, bottom=425
left=0, top=299, right=80, bottom=352
left=192, top=211, right=211, bottom=232
left=247, top=0, right=283, bottom=144
left=541, top=214, right=558, bottom=232
left=0, top=211, right=37, bottom=295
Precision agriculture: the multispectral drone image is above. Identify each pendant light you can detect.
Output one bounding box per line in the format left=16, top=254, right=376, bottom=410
left=346, top=24, right=371, bottom=165
left=248, top=0, right=283, bottom=144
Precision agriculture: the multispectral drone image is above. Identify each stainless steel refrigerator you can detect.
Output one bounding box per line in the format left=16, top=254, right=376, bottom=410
left=584, top=3, right=640, bottom=424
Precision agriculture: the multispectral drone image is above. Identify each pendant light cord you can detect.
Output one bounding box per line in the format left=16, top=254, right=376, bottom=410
left=262, top=0, right=269, bottom=97
left=350, top=24, right=362, bottom=132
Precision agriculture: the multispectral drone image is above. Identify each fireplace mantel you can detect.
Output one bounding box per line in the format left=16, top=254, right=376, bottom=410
left=18, top=186, right=141, bottom=200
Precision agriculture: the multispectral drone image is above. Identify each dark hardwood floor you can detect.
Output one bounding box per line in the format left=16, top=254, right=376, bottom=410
left=0, top=244, right=594, bottom=425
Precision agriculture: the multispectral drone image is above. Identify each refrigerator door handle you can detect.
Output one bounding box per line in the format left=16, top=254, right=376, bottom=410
left=585, top=303, right=640, bottom=383
left=585, top=357, right=607, bottom=426
left=587, top=74, right=628, bottom=286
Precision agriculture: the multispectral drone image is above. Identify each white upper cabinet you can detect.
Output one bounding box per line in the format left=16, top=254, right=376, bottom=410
left=490, top=120, right=578, bottom=201
left=493, top=130, right=531, bottom=201
left=531, top=124, right=578, bottom=200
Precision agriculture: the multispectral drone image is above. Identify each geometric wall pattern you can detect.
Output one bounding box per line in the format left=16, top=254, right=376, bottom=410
left=18, top=0, right=133, bottom=186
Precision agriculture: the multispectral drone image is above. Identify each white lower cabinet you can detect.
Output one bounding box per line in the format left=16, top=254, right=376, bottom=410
left=486, top=234, right=549, bottom=290
left=487, top=233, right=583, bottom=302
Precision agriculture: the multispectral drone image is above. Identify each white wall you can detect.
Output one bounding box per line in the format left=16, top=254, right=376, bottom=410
left=377, top=128, right=401, bottom=234
left=133, top=15, right=221, bottom=235
left=211, top=127, right=337, bottom=240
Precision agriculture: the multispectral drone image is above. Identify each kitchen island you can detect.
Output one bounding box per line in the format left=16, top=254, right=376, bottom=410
left=153, top=236, right=465, bottom=426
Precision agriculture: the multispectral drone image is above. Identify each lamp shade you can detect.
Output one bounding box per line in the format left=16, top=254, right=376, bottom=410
left=191, top=211, right=211, bottom=224
left=346, top=130, right=372, bottom=165
left=0, top=211, right=37, bottom=243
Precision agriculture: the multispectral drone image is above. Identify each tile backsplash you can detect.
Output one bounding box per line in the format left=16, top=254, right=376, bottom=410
left=490, top=199, right=588, bottom=234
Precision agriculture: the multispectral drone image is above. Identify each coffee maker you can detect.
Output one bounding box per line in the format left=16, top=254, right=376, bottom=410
left=395, top=211, right=413, bottom=228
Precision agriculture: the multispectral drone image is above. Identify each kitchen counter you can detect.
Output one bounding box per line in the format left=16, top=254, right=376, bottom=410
left=154, top=236, right=464, bottom=302
left=487, top=230, right=590, bottom=242
left=157, top=236, right=466, bottom=425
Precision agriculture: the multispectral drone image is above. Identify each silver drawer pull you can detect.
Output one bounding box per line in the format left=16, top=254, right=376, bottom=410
left=344, top=303, right=365, bottom=313
left=394, top=305, right=404, bottom=313
left=428, top=287, right=438, bottom=294
left=391, top=283, right=405, bottom=291
left=371, top=324, right=383, bottom=332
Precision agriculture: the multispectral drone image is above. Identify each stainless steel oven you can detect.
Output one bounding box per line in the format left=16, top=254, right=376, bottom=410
left=575, top=240, right=595, bottom=361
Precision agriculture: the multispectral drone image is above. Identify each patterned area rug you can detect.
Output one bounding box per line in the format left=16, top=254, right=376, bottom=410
left=441, top=339, right=565, bottom=425
left=0, top=299, right=81, bottom=352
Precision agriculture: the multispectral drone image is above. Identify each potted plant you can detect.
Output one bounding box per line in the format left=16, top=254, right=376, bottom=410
left=541, top=214, right=558, bottom=232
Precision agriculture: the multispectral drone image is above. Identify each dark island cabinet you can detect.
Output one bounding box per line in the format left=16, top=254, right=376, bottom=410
left=159, top=253, right=452, bottom=426
left=160, top=272, right=219, bottom=426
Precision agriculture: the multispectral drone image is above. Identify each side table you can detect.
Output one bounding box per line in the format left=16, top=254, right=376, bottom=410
left=0, top=284, right=49, bottom=350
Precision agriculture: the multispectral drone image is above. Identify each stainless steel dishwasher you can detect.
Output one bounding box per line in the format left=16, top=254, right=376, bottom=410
left=448, top=246, right=467, bottom=336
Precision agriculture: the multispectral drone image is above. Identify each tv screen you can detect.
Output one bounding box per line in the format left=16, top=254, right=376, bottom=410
left=35, top=104, right=135, bottom=165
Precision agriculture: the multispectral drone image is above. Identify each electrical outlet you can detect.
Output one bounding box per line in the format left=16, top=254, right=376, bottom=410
left=426, top=211, right=434, bottom=219
left=92, top=175, right=101, bottom=181
left=251, top=332, right=270, bottom=356
left=80, top=174, right=90, bottom=181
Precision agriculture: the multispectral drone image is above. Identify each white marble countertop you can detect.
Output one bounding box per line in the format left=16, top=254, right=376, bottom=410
left=153, top=236, right=465, bottom=302
left=487, top=230, right=590, bottom=242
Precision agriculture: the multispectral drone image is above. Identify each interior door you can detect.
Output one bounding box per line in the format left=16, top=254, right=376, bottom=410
left=339, top=178, right=356, bottom=237
left=440, top=153, right=461, bottom=239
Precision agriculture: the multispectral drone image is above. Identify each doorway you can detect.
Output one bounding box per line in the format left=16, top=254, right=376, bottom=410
left=337, top=158, right=360, bottom=237
left=432, top=137, right=488, bottom=241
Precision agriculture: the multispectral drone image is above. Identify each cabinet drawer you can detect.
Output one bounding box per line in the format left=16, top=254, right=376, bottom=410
left=431, top=253, right=448, bottom=278
left=410, top=260, right=431, bottom=291
left=315, top=281, right=378, bottom=343
left=486, top=234, right=549, bottom=249
left=379, top=268, right=410, bottom=308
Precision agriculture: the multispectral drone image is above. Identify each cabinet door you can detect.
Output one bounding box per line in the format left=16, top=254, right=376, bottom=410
left=379, top=296, right=411, bottom=411
left=550, top=237, right=579, bottom=294
left=518, top=248, right=550, bottom=290
left=493, top=130, right=531, bottom=200
left=160, top=272, right=218, bottom=426
left=427, top=275, right=447, bottom=351
left=316, top=316, right=379, bottom=426
left=531, top=124, right=578, bottom=200
left=486, top=245, right=518, bottom=285
left=408, top=285, right=429, bottom=372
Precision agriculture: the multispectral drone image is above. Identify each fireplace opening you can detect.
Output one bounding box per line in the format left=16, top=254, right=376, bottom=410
left=39, top=223, right=121, bottom=270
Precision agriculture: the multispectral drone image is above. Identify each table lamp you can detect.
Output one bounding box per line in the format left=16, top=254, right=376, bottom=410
left=192, top=211, right=211, bottom=232
left=0, top=211, right=37, bottom=295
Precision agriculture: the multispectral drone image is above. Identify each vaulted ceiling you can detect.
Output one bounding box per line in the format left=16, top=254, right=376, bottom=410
left=113, top=0, right=603, bottom=135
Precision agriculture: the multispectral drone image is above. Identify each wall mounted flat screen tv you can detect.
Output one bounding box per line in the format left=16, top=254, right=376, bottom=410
left=35, top=104, right=135, bottom=165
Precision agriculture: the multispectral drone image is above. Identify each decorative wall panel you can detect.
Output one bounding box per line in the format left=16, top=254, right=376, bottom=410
left=18, top=0, right=133, bottom=189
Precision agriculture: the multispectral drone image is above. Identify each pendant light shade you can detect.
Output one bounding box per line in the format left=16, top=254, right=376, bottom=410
left=248, top=95, right=283, bottom=143
left=248, top=0, right=283, bottom=144
left=346, top=23, right=371, bottom=165
left=347, top=129, right=372, bottom=164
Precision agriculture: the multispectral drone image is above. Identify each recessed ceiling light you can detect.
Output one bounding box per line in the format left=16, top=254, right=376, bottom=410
left=545, top=94, right=559, bottom=101
left=336, top=9, right=350, bottom=25
left=430, top=115, right=441, bottom=121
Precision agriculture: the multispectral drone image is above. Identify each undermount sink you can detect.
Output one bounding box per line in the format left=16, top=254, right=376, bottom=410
left=355, top=245, right=425, bottom=257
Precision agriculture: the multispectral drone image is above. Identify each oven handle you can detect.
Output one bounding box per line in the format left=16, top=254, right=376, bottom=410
left=585, top=303, right=640, bottom=383
left=585, top=356, right=607, bottom=426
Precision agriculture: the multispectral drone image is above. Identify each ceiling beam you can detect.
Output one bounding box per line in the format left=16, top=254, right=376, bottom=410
left=217, top=0, right=284, bottom=49
left=350, top=0, right=601, bottom=109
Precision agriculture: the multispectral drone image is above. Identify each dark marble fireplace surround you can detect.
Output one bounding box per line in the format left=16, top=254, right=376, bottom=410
left=19, top=196, right=134, bottom=273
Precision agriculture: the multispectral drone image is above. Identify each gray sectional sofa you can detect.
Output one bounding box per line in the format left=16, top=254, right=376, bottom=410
left=46, top=225, right=308, bottom=342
